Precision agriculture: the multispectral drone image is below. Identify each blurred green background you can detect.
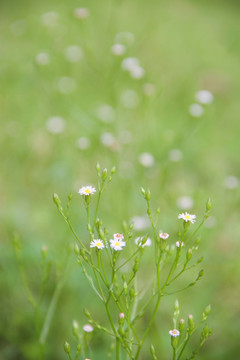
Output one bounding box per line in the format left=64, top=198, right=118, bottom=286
left=1, top=0, right=240, bottom=359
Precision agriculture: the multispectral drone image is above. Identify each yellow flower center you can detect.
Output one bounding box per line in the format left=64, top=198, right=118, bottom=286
left=96, top=242, right=102, bottom=247
left=85, top=188, right=90, bottom=194
left=172, top=330, right=178, bottom=335
left=115, top=241, right=120, bottom=246
left=185, top=215, right=190, bottom=219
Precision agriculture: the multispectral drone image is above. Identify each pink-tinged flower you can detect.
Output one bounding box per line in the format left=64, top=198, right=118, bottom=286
left=169, top=329, right=180, bottom=337
left=90, top=239, right=105, bottom=250
left=176, top=241, right=184, bottom=248
left=83, top=324, right=93, bottom=333
left=78, top=186, right=96, bottom=196
left=110, top=239, right=126, bottom=251
left=135, top=236, right=151, bottom=248
left=178, top=212, right=196, bottom=224
left=159, top=232, right=169, bottom=240
left=113, top=233, right=124, bottom=241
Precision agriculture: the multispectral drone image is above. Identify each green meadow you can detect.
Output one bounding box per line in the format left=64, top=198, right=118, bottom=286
left=1, top=0, right=240, bottom=359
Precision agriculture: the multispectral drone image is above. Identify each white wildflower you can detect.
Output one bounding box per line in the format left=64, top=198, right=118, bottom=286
left=35, top=52, right=50, bottom=66
left=189, top=104, right=204, bottom=117
left=64, top=45, right=83, bottom=62
left=178, top=212, right=196, bottom=224
left=90, top=239, right=105, bottom=250
left=195, top=90, right=214, bottom=104
left=159, top=232, right=169, bottom=240
left=176, top=241, right=184, bottom=248
left=111, top=43, right=126, bottom=56
left=169, top=149, right=182, bottom=162
left=46, top=116, right=65, bottom=134
left=78, top=186, right=96, bottom=196
left=177, top=196, right=194, bottom=210
left=76, top=137, right=90, bottom=150
left=169, top=329, right=180, bottom=337
left=110, top=239, right=126, bottom=251
left=135, top=237, right=151, bottom=248
left=113, top=233, right=124, bottom=241
left=83, top=324, right=93, bottom=333
left=138, top=152, right=155, bottom=167
left=74, top=8, right=89, bottom=19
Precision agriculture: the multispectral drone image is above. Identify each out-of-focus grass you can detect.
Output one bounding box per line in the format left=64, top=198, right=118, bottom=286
left=1, top=0, right=240, bottom=359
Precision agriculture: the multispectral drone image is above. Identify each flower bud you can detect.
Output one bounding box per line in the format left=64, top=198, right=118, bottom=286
left=206, top=198, right=211, bottom=211
left=41, top=245, right=48, bottom=259
left=74, top=243, right=80, bottom=255
left=188, top=314, right=194, bottom=333
left=96, top=162, right=100, bottom=173
left=111, top=166, right=116, bottom=175
left=102, top=168, right=108, bottom=181
left=68, top=193, right=73, bottom=201
left=186, top=248, right=192, bottom=261
left=64, top=341, right=71, bottom=354
left=150, top=344, right=157, bottom=360
left=141, top=187, right=146, bottom=196
left=202, top=304, right=211, bottom=321
left=72, top=320, right=79, bottom=337
left=145, top=189, right=151, bottom=201
left=53, top=193, right=61, bottom=207
left=84, top=308, right=91, bottom=319
left=197, top=269, right=204, bottom=280
left=179, top=318, right=185, bottom=333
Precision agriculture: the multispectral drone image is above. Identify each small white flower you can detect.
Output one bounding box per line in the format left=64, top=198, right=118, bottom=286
left=111, top=43, right=126, bottom=56
left=35, top=52, right=50, bottom=66
left=177, top=196, right=194, bottom=210
left=121, top=90, right=139, bottom=108
left=110, top=239, right=126, bottom=251
left=46, top=116, right=65, bottom=134
left=142, top=83, right=156, bottom=96
left=58, top=77, right=76, bottom=94
left=121, top=57, right=140, bottom=71
left=113, top=233, right=124, bottom=240
left=78, top=186, right=96, bottom=196
left=64, top=45, right=83, bottom=63
left=176, top=241, right=184, bottom=248
left=90, top=239, right=105, bottom=250
left=83, top=324, right=93, bottom=333
left=76, top=137, right=90, bottom=150
left=169, top=329, right=180, bottom=337
left=178, top=212, right=196, bottom=224
left=74, top=7, right=89, bottom=19
left=96, top=104, right=115, bottom=123
left=195, top=90, right=214, bottom=104
left=224, top=176, right=239, bottom=189
left=41, top=11, right=59, bottom=27
left=130, top=65, right=145, bottom=79
left=135, top=237, right=151, bottom=248
left=138, top=152, right=155, bottom=167
left=131, top=216, right=150, bottom=231
left=189, top=103, right=204, bottom=117
left=168, top=149, right=182, bottom=162
left=159, top=232, right=169, bottom=240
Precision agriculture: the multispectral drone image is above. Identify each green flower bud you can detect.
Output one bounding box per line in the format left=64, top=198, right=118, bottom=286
left=150, top=344, right=157, bottom=360
left=64, top=341, right=71, bottom=354
left=68, top=193, right=73, bottom=201
left=197, top=269, right=204, bottom=280
left=72, top=320, right=79, bottom=337
left=145, top=189, right=151, bottom=201
left=111, top=166, right=116, bottom=175
left=202, top=304, right=211, bottom=321
left=84, top=308, right=91, bottom=319
left=53, top=193, right=61, bottom=207
left=188, top=314, right=194, bottom=333
left=206, top=198, right=211, bottom=211
left=41, top=245, right=48, bottom=259
left=96, top=162, right=100, bottom=174
left=179, top=318, right=185, bottom=333
left=74, top=243, right=80, bottom=255
left=197, top=256, right=204, bottom=264
left=102, top=168, right=108, bottom=181
left=187, top=248, right=192, bottom=261
left=141, top=187, right=146, bottom=196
